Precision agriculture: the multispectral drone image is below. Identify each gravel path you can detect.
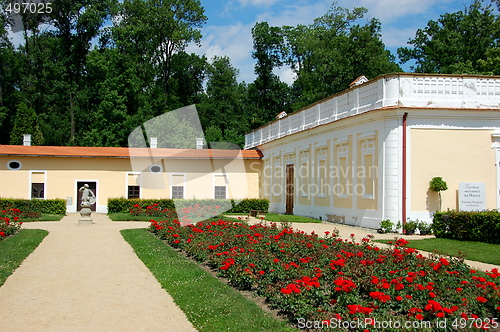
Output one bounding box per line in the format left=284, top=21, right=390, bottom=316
left=0, top=213, right=197, bottom=332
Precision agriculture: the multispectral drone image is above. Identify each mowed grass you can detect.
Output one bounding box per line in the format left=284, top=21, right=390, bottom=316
left=0, top=229, right=49, bottom=286
left=121, top=228, right=296, bottom=332
left=107, top=213, right=165, bottom=222
left=227, top=213, right=321, bottom=224
left=376, top=238, right=500, bottom=266
left=264, top=213, right=322, bottom=223
left=22, top=214, right=65, bottom=222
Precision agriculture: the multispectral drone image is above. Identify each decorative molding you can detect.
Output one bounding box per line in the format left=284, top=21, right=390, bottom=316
left=358, top=131, right=377, bottom=141
left=314, top=140, right=328, bottom=149
left=335, top=136, right=349, bottom=145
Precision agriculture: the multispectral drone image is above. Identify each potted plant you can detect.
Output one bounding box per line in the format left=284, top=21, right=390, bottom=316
left=417, top=220, right=432, bottom=235
left=378, top=219, right=394, bottom=233
left=403, top=219, right=418, bottom=235
left=429, top=177, right=448, bottom=211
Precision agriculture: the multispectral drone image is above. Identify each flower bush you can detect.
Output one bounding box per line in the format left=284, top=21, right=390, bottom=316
left=131, top=203, right=221, bottom=224
left=150, top=217, right=500, bottom=331
left=129, top=203, right=178, bottom=218
left=0, top=208, right=24, bottom=239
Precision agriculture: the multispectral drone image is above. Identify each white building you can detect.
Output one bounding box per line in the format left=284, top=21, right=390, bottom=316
left=245, top=73, right=500, bottom=228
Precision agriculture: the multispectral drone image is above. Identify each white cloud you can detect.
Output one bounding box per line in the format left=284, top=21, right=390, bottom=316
left=355, top=0, right=456, bottom=23
left=238, top=0, right=281, bottom=7
left=187, top=22, right=257, bottom=82
left=381, top=26, right=417, bottom=48
left=275, top=66, right=296, bottom=85
left=256, top=1, right=330, bottom=26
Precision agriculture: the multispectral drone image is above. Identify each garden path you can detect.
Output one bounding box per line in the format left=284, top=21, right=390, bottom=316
left=243, top=217, right=500, bottom=272
left=0, top=213, right=197, bottom=332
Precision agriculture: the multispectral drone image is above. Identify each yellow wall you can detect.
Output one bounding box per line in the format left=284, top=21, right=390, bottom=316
left=0, top=156, right=261, bottom=209
left=356, top=132, right=378, bottom=210
left=410, top=129, right=496, bottom=212
left=334, top=136, right=353, bottom=209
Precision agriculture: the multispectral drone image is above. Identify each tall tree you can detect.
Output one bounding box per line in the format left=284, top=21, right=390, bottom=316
left=199, top=56, right=249, bottom=146
left=282, top=4, right=399, bottom=108
left=114, top=0, right=207, bottom=113
left=398, top=0, right=500, bottom=74
left=251, top=3, right=400, bottom=112
left=9, top=103, right=44, bottom=145
left=47, top=0, right=116, bottom=144
left=250, top=22, right=291, bottom=125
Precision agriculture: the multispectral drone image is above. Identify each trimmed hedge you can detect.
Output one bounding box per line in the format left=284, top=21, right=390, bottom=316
left=107, top=197, right=269, bottom=214
left=433, top=210, right=500, bottom=244
left=0, top=198, right=66, bottom=215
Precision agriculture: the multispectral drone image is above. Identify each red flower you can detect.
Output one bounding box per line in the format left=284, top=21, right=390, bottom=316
left=476, top=296, right=487, bottom=303
left=415, top=314, right=424, bottom=320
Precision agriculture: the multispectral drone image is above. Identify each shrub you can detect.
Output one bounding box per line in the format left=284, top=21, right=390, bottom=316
left=0, top=198, right=66, bottom=215
left=379, top=219, right=394, bottom=233
left=433, top=210, right=500, bottom=244
left=429, top=177, right=448, bottom=211
left=108, top=198, right=269, bottom=214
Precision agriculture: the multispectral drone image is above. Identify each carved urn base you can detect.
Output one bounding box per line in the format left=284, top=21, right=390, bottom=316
left=78, top=205, right=93, bottom=225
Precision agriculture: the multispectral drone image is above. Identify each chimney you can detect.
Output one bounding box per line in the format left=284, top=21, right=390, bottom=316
left=23, top=134, right=31, bottom=146
left=196, top=138, right=204, bottom=149
left=150, top=137, right=158, bottom=149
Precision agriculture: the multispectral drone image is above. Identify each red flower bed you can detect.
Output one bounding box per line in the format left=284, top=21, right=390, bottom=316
left=0, top=208, right=24, bottom=239
left=150, top=217, right=500, bottom=330
left=130, top=203, right=220, bottom=224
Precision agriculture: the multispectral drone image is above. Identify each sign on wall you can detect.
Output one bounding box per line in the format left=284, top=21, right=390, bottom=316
left=458, top=183, right=486, bottom=211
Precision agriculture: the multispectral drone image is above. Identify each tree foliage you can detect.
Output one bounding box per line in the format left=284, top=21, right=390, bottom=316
left=398, top=0, right=500, bottom=74
left=9, top=102, right=43, bottom=145
left=2, top=1, right=496, bottom=149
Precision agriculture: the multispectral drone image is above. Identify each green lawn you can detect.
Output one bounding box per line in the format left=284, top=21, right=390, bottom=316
left=0, top=229, right=48, bottom=287
left=121, top=228, right=295, bottom=332
left=107, top=213, right=166, bottom=222
left=263, top=213, right=322, bottom=223
left=22, top=214, right=65, bottom=222
left=376, top=238, right=500, bottom=266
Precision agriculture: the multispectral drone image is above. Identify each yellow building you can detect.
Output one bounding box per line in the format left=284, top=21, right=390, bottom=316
left=0, top=145, right=262, bottom=213
left=245, top=73, right=500, bottom=228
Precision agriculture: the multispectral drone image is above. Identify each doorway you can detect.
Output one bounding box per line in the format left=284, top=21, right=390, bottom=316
left=285, top=164, right=294, bottom=215
left=76, top=181, right=97, bottom=211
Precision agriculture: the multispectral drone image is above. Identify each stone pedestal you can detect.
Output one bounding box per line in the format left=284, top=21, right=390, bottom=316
left=78, top=205, right=93, bottom=225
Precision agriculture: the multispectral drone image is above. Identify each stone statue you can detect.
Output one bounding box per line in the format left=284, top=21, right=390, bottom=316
left=79, top=184, right=96, bottom=207
left=78, top=184, right=95, bottom=225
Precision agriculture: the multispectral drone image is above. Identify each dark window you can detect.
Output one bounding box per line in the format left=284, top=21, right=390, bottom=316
left=128, top=186, right=140, bottom=199
left=172, top=186, right=184, bottom=199
left=8, top=161, right=21, bottom=170
left=150, top=165, right=162, bottom=173
left=214, top=186, right=226, bottom=199
left=32, top=183, right=44, bottom=198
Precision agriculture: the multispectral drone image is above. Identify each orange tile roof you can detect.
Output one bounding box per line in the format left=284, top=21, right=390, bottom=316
left=0, top=145, right=262, bottom=159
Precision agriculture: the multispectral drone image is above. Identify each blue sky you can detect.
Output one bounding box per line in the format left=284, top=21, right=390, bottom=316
left=187, top=0, right=473, bottom=84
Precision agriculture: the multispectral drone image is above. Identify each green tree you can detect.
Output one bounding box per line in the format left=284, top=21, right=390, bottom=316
left=283, top=4, right=399, bottom=108
left=250, top=22, right=291, bottom=126
left=398, top=0, right=500, bottom=74
left=9, top=103, right=44, bottom=145
left=251, top=3, right=400, bottom=112
left=114, top=0, right=207, bottom=113
left=48, top=0, right=116, bottom=143
left=198, top=56, right=251, bottom=147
